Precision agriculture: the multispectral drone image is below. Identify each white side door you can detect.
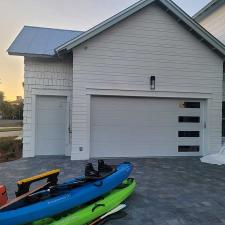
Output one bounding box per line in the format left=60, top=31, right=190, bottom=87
left=36, top=96, right=67, bottom=155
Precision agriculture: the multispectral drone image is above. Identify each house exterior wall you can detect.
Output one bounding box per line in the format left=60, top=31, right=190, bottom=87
left=198, top=3, right=225, bottom=44
left=72, top=3, right=223, bottom=160
left=197, top=4, right=225, bottom=101
left=23, top=57, right=73, bottom=157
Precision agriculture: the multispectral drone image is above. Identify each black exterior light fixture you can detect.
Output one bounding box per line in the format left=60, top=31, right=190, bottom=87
left=150, top=76, right=156, bottom=90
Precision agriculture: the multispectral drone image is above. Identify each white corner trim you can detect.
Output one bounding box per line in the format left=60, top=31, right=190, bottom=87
left=86, top=88, right=212, bottom=99
left=86, top=95, right=91, bottom=159
left=31, top=94, right=36, bottom=157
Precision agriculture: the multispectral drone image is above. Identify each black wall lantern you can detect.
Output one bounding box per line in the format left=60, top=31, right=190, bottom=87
left=150, top=76, right=156, bottom=90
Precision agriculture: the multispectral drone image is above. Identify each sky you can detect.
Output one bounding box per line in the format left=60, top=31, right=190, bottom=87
left=0, top=0, right=211, bottom=100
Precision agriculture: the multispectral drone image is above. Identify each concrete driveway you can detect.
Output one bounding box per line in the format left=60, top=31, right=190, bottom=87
left=1, top=157, right=225, bottom=225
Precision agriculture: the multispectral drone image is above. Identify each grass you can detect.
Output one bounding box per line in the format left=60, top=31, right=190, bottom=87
left=0, top=137, right=22, bottom=162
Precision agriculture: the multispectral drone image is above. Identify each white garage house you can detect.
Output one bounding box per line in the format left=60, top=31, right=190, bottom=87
left=8, top=0, right=225, bottom=160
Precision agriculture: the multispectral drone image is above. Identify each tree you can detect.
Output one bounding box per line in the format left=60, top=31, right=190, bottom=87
left=0, top=91, right=4, bottom=105
left=1, top=102, right=13, bottom=119
left=0, top=91, right=23, bottom=120
left=14, top=102, right=23, bottom=120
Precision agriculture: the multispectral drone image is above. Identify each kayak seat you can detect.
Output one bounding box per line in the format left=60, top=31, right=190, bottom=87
left=116, top=178, right=135, bottom=189
left=16, top=169, right=60, bottom=197
left=85, top=163, right=101, bottom=180
left=98, top=160, right=115, bottom=173
left=85, top=160, right=116, bottom=180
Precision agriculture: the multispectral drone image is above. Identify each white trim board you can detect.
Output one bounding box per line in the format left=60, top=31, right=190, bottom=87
left=86, top=88, right=212, bottom=99
left=32, top=89, right=71, bottom=96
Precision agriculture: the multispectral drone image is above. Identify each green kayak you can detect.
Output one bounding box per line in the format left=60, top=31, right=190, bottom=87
left=32, top=178, right=136, bottom=225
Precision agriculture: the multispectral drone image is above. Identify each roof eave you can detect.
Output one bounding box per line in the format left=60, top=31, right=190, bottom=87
left=7, top=51, right=57, bottom=58
left=56, top=0, right=155, bottom=53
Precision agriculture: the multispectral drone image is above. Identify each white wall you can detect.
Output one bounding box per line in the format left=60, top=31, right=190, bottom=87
left=199, top=3, right=225, bottom=44
left=72, top=3, right=223, bottom=160
left=23, top=57, right=73, bottom=157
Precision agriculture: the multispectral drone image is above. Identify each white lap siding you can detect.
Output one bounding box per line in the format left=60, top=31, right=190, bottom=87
left=23, top=57, right=73, bottom=157
left=198, top=3, right=225, bottom=102
left=72, top=3, right=223, bottom=160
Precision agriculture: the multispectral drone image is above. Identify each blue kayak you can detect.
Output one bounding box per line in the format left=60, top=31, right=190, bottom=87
left=0, top=162, right=132, bottom=225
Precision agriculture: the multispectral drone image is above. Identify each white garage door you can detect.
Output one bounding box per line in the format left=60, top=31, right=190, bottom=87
left=36, top=96, right=67, bottom=155
left=90, top=96, right=204, bottom=158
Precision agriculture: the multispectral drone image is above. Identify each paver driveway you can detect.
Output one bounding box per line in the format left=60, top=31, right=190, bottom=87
left=1, top=157, right=225, bottom=225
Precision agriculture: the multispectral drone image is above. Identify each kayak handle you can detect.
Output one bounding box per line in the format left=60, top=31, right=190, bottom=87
left=93, top=181, right=103, bottom=187
left=92, top=203, right=105, bottom=212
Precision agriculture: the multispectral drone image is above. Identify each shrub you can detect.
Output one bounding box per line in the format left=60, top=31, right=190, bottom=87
left=0, top=137, right=22, bottom=162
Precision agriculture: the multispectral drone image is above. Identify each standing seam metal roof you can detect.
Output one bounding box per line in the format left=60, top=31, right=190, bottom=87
left=7, top=26, right=83, bottom=57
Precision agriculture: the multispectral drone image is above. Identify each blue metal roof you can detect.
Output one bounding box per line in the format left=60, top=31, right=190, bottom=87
left=8, top=26, right=83, bottom=57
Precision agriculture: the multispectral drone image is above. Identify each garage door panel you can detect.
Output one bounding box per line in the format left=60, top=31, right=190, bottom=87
left=93, top=141, right=178, bottom=149
left=92, top=143, right=178, bottom=157
left=178, top=124, right=202, bottom=130
left=93, top=104, right=178, bottom=113
left=178, top=137, right=201, bottom=145
left=177, top=108, right=201, bottom=115
left=92, top=126, right=177, bottom=141
left=93, top=114, right=177, bottom=125
left=92, top=120, right=177, bottom=126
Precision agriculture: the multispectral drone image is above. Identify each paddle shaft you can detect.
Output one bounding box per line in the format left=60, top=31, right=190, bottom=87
left=89, top=204, right=126, bottom=225
left=89, top=217, right=102, bottom=225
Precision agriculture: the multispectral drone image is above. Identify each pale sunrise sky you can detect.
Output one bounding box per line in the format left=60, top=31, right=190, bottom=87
left=0, top=0, right=211, bottom=100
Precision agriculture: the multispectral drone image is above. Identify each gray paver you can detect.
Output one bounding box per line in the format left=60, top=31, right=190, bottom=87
left=1, top=157, right=225, bottom=225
